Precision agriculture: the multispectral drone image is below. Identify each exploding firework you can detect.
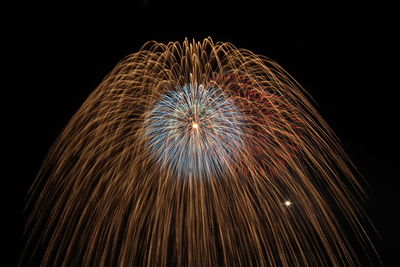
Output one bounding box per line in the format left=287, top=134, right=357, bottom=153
left=23, top=38, right=377, bottom=266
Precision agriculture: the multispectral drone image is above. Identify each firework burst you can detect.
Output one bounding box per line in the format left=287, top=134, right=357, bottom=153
left=145, top=83, right=244, bottom=179
left=23, top=38, right=376, bottom=266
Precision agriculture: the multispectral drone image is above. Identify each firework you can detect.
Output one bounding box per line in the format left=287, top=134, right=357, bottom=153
left=23, top=38, right=377, bottom=266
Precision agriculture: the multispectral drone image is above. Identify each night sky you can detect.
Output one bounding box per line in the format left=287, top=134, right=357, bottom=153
left=4, top=1, right=398, bottom=266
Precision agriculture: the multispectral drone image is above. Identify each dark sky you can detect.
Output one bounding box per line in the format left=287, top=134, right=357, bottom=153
left=4, top=1, right=398, bottom=266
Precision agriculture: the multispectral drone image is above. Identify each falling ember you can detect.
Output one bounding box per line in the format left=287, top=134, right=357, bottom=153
left=22, top=38, right=378, bottom=267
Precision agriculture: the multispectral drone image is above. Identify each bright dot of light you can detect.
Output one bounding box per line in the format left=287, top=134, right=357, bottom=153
left=192, top=122, right=199, bottom=129
left=284, top=200, right=292, bottom=206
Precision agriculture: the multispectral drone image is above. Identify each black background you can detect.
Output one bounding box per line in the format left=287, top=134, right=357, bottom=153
left=4, top=1, right=398, bottom=266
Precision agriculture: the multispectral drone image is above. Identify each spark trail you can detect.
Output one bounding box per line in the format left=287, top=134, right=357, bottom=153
left=23, top=38, right=377, bottom=266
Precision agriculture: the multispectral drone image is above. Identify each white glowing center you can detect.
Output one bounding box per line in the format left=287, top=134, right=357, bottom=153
left=284, top=201, right=292, bottom=206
